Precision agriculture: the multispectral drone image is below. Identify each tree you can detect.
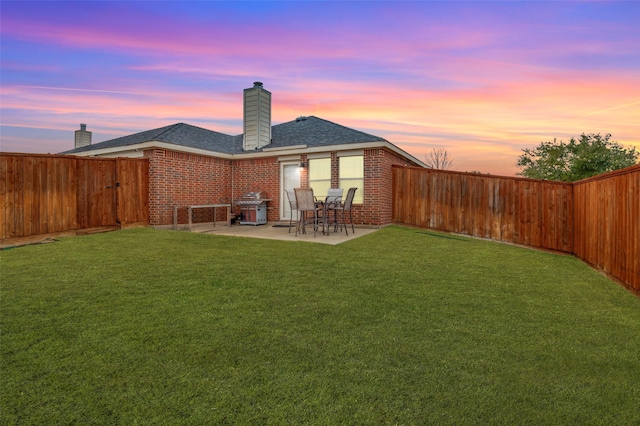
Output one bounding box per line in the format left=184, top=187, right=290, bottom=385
left=424, top=148, right=453, bottom=170
left=516, top=133, right=638, bottom=182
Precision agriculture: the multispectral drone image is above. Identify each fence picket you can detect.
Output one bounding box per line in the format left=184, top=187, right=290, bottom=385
left=0, top=153, right=148, bottom=241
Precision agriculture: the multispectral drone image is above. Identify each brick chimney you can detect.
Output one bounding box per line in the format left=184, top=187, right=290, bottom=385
left=74, top=124, right=92, bottom=148
left=243, top=82, right=271, bottom=150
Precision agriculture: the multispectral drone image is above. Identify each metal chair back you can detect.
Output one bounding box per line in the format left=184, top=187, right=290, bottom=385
left=326, top=188, right=344, bottom=206
left=331, top=187, right=357, bottom=236
left=294, top=188, right=319, bottom=237
left=285, top=188, right=297, bottom=210
left=285, top=188, right=297, bottom=233
left=295, top=188, right=315, bottom=211
left=343, top=187, right=357, bottom=210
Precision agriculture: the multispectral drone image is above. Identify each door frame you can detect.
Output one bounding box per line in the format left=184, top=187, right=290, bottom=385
left=280, top=161, right=301, bottom=221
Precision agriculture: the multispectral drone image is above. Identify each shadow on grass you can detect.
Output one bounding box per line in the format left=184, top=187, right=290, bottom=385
left=414, top=230, right=471, bottom=241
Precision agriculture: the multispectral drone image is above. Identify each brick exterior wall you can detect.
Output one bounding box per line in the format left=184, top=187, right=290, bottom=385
left=145, top=147, right=420, bottom=227
left=232, top=157, right=281, bottom=222
left=362, top=148, right=417, bottom=225
left=145, top=149, right=232, bottom=226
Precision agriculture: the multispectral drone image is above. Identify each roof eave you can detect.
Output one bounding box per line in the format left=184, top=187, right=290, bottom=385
left=69, top=139, right=428, bottom=167
left=240, top=140, right=428, bottom=167
left=68, top=140, right=235, bottom=159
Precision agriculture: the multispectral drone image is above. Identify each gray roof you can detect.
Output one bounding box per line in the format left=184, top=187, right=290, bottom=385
left=62, top=123, right=237, bottom=155
left=270, top=116, right=386, bottom=149
left=61, top=116, right=388, bottom=155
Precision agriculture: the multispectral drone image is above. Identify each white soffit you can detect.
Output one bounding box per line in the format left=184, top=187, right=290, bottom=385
left=336, top=149, right=364, bottom=157
left=70, top=141, right=234, bottom=159
left=70, top=139, right=427, bottom=168
left=307, top=152, right=331, bottom=159
left=277, top=154, right=302, bottom=162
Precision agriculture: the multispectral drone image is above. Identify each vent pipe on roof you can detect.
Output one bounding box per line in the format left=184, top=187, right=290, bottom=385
left=74, top=123, right=92, bottom=148
left=243, top=82, right=271, bottom=151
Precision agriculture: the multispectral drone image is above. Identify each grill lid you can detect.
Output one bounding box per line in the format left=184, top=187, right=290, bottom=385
left=236, top=191, right=270, bottom=205
left=240, top=191, right=266, bottom=200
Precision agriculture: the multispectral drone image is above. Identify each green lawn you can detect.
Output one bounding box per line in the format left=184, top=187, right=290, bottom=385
left=1, top=226, right=639, bottom=425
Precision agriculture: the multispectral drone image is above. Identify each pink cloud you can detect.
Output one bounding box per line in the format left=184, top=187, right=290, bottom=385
left=2, top=2, right=638, bottom=176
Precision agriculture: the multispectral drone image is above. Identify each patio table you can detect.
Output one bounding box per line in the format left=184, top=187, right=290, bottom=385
left=315, top=197, right=342, bottom=235
left=314, top=200, right=327, bottom=234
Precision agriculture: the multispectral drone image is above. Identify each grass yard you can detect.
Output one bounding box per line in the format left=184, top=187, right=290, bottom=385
left=1, top=226, right=639, bottom=424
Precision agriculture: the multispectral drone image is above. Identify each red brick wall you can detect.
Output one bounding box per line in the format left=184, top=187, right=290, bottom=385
left=330, top=152, right=339, bottom=187
left=316, top=148, right=421, bottom=226
left=145, top=149, right=232, bottom=226
left=359, top=148, right=420, bottom=226
left=145, top=147, right=421, bottom=227
left=232, top=157, right=281, bottom=222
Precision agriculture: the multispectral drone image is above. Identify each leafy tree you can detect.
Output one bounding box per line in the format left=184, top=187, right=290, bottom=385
left=424, top=148, right=453, bottom=170
left=516, top=133, right=638, bottom=182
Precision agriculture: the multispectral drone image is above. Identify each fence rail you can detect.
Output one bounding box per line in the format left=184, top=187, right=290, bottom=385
left=1, top=153, right=149, bottom=241
left=392, top=165, right=639, bottom=293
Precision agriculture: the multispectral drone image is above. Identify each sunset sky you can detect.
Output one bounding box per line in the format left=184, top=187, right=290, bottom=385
left=1, top=1, right=638, bottom=176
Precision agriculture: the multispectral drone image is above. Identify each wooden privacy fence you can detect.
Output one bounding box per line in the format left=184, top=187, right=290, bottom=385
left=392, top=167, right=573, bottom=252
left=572, top=165, right=639, bottom=293
left=392, top=165, right=639, bottom=293
left=1, top=153, right=149, bottom=241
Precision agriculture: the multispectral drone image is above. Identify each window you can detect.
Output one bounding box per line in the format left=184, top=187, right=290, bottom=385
left=339, top=155, right=363, bottom=204
left=309, top=158, right=331, bottom=199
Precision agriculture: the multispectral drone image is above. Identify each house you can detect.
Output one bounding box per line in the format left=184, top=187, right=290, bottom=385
left=62, top=82, right=426, bottom=227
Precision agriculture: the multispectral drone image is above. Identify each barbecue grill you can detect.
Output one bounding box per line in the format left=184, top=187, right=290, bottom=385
left=236, top=191, right=271, bottom=225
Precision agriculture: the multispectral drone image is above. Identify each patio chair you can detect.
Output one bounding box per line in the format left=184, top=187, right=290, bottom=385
left=285, top=188, right=297, bottom=233
left=294, top=188, right=321, bottom=237
left=325, top=188, right=344, bottom=232
left=333, top=187, right=357, bottom=235
left=325, top=188, right=343, bottom=204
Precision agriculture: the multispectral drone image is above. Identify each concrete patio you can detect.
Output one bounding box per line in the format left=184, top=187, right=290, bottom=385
left=174, top=222, right=379, bottom=245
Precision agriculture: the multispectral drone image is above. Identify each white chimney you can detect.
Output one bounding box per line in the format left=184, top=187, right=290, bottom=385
left=243, top=82, right=271, bottom=150
left=74, top=124, right=92, bottom=148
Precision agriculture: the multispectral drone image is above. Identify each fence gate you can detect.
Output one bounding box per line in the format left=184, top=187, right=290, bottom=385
left=77, top=158, right=118, bottom=229
left=1, top=154, right=149, bottom=242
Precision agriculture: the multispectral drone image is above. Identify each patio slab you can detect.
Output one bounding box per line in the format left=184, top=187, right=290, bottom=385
left=176, top=222, right=379, bottom=245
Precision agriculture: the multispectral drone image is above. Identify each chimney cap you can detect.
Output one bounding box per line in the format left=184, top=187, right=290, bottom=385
left=253, top=81, right=263, bottom=88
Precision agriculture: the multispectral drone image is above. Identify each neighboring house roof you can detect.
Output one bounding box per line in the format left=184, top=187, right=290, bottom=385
left=61, top=116, right=388, bottom=156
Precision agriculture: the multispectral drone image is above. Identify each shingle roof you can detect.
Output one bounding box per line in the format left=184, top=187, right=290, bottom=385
left=61, top=123, right=238, bottom=155
left=270, top=116, right=386, bottom=149
left=61, top=116, right=388, bottom=155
